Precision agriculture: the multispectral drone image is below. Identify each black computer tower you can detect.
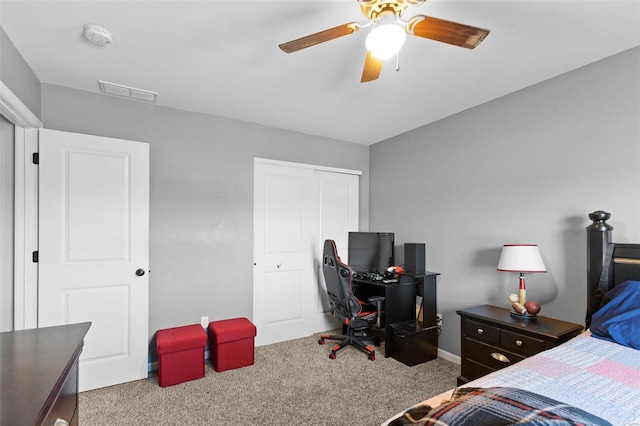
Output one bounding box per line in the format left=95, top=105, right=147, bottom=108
left=404, top=243, right=425, bottom=273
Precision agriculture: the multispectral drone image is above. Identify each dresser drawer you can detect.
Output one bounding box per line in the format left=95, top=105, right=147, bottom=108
left=44, top=360, right=78, bottom=426
left=463, top=358, right=495, bottom=381
left=501, top=329, right=545, bottom=356
left=465, top=338, right=526, bottom=371
left=465, top=319, right=499, bottom=344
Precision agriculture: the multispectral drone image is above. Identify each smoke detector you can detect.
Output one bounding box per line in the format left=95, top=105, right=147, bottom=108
left=83, top=24, right=112, bottom=46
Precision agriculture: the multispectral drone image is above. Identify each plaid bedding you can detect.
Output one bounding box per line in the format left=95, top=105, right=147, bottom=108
left=384, top=333, right=640, bottom=426
left=388, top=387, right=612, bottom=425
left=470, top=333, right=640, bottom=425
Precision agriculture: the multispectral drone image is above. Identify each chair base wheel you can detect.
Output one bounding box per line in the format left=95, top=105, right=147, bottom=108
left=318, top=331, right=379, bottom=360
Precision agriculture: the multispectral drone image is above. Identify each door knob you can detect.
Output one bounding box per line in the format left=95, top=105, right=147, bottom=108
left=135, top=268, right=146, bottom=277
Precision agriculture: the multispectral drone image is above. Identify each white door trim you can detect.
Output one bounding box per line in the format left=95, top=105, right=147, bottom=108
left=255, top=158, right=362, bottom=176
left=0, top=81, right=43, bottom=129
left=1, top=80, right=41, bottom=331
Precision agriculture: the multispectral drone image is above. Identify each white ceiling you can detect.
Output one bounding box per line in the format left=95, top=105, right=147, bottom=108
left=2, top=0, right=639, bottom=145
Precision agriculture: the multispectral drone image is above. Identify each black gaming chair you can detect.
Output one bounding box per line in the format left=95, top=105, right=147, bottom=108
left=318, top=239, right=385, bottom=360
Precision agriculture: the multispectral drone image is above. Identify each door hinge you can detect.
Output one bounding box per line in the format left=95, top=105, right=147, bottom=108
left=32, top=153, right=39, bottom=164
left=32, top=251, right=38, bottom=263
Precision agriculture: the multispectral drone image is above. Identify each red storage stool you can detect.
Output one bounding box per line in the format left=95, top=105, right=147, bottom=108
left=208, top=317, right=257, bottom=372
left=156, top=324, right=207, bottom=387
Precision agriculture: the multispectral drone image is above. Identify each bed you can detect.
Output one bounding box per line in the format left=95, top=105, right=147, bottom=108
left=383, top=211, right=640, bottom=426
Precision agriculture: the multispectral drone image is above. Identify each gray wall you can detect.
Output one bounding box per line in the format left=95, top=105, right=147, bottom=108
left=0, top=27, right=41, bottom=119
left=40, top=84, right=370, bottom=359
left=4, top=18, right=639, bottom=361
left=370, top=46, right=640, bottom=357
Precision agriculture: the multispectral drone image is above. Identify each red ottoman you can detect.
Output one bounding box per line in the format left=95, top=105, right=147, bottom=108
left=156, top=324, right=207, bottom=387
left=208, top=317, right=257, bottom=372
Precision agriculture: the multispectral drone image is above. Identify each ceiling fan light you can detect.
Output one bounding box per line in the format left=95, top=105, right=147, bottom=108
left=365, top=23, right=406, bottom=60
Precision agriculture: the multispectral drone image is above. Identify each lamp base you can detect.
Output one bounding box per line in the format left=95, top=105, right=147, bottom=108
left=510, top=310, right=537, bottom=320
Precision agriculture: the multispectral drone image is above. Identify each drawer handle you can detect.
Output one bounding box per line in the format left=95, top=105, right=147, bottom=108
left=491, top=352, right=511, bottom=363
left=477, top=328, right=484, bottom=335
left=54, top=419, right=69, bottom=426
left=516, top=340, right=523, bottom=347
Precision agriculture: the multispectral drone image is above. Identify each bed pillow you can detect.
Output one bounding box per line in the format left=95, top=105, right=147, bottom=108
left=388, top=387, right=612, bottom=426
left=590, top=280, right=640, bottom=349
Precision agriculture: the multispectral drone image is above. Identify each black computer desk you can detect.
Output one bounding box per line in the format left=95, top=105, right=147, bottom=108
left=353, top=272, right=439, bottom=357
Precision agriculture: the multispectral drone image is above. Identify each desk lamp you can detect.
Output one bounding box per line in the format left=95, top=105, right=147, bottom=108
left=497, top=244, right=546, bottom=316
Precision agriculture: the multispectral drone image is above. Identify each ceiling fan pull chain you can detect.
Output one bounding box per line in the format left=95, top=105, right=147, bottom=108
left=395, top=52, right=400, bottom=72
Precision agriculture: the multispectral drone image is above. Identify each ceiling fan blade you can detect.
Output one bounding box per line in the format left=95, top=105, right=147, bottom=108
left=361, top=51, right=383, bottom=83
left=279, top=22, right=360, bottom=53
left=408, top=15, right=489, bottom=49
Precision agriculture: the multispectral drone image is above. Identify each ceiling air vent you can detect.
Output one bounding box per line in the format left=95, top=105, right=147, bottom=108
left=98, top=80, right=158, bottom=103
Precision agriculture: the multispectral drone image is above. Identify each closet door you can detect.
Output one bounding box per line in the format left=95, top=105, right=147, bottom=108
left=313, top=170, right=359, bottom=332
left=253, top=160, right=359, bottom=346
left=254, top=162, right=315, bottom=346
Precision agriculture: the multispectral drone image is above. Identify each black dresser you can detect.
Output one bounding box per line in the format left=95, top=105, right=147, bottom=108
left=456, top=305, right=582, bottom=385
left=1, top=322, right=91, bottom=425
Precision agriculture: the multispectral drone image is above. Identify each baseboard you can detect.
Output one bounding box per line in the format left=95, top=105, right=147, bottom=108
left=437, top=348, right=461, bottom=365
left=148, top=350, right=210, bottom=373
left=147, top=348, right=457, bottom=373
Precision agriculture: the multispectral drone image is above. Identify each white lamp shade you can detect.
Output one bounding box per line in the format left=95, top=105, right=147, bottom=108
left=365, top=23, right=406, bottom=60
left=497, top=244, right=547, bottom=273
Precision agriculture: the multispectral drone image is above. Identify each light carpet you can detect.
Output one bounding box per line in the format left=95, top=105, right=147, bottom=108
left=79, top=332, right=459, bottom=425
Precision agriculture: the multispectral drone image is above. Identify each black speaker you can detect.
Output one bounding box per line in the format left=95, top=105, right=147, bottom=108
left=404, top=243, right=426, bottom=273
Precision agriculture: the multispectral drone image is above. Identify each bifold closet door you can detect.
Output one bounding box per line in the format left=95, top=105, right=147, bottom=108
left=313, top=170, right=359, bottom=333
left=253, top=160, right=359, bottom=346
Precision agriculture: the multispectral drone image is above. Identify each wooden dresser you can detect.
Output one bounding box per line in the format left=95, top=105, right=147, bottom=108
left=456, top=305, right=582, bottom=385
left=1, top=322, right=91, bottom=425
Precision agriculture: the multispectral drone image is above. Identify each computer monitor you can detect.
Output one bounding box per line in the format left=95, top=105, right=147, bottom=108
left=347, top=232, right=395, bottom=274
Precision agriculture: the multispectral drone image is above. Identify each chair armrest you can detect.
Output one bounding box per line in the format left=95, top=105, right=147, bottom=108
left=368, top=296, right=385, bottom=304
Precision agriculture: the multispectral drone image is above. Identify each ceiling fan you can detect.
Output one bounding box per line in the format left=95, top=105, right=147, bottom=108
left=279, top=0, right=490, bottom=83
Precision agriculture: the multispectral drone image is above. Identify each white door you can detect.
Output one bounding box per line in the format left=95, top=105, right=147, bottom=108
left=38, top=129, right=149, bottom=391
left=313, top=171, right=359, bottom=332
left=253, top=160, right=359, bottom=346
left=253, top=162, right=315, bottom=346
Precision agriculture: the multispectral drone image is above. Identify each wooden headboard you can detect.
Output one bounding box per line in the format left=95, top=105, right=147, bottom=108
left=586, top=211, right=640, bottom=327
